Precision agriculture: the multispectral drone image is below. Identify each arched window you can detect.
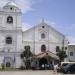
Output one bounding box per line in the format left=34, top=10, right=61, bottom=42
left=6, top=37, right=12, bottom=44
left=41, top=45, right=46, bottom=52
left=56, top=46, right=60, bottom=52
left=7, top=16, right=13, bottom=24
left=41, top=33, right=45, bottom=39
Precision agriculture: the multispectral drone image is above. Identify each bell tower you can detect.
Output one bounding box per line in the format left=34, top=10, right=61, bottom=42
left=2, top=0, right=22, bottom=29
left=0, top=1, right=22, bottom=68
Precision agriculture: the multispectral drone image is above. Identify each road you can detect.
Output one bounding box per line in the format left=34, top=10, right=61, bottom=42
left=0, top=70, right=69, bottom=75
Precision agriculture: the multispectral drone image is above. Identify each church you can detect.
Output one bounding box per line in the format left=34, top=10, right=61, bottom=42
left=0, top=1, right=68, bottom=69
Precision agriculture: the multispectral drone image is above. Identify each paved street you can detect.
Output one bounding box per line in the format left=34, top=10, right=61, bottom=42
left=0, top=70, right=70, bottom=75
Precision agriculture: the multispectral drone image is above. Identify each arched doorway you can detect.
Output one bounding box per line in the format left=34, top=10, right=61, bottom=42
left=41, top=45, right=46, bottom=52
left=39, top=58, right=48, bottom=69
left=6, top=62, right=11, bottom=68
left=3, top=57, right=14, bottom=68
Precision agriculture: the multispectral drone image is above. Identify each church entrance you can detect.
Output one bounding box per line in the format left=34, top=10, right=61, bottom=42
left=6, top=62, right=11, bottom=68
left=3, top=57, right=14, bottom=68
left=39, top=58, right=48, bottom=70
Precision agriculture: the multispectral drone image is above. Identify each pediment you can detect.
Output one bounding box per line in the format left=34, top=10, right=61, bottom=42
left=35, top=51, right=59, bottom=60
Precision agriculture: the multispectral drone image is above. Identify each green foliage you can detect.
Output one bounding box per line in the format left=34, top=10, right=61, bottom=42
left=56, top=47, right=67, bottom=62
left=47, top=56, right=51, bottom=63
left=20, top=45, right=33, bottom=59
left=19, top=66, right=26, bottom=70
left=20, top=45, right=33, bottom=69
left=1, top=63, right=5, bottom=70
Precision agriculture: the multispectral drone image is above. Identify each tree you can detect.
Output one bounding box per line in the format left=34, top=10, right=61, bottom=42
left=20, top=45, right=33, bottom=69
left=56, top=47, right=67, bottom=62
left=1, top=63, right=5, bottom=70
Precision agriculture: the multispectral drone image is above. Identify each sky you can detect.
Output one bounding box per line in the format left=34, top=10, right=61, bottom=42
left=0, top=0, right=75, bottom=43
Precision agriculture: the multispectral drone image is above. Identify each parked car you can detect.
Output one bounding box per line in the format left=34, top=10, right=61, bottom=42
left=62, top=64, right=75, bottom=74
left=58, top=62, right=68, bottom=72
left=58, top=62, right=75, bottom=73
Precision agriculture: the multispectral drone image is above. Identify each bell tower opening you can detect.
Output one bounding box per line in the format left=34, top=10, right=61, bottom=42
left=7, top=16, right=13, bottom=24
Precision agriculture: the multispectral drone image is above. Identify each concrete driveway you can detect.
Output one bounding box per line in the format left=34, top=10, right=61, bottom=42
left=0, top=70, right=66, bottom=75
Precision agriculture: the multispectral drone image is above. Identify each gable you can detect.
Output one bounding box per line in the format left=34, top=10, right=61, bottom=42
left=23, top=22, right=65, bottom=43
left=36, top=22, right=65, bottom=43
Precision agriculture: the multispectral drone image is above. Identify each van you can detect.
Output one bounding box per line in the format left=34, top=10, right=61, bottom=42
left=60, top=62, right=75, bottom=74
left=61, top=62, right=75, bottom=67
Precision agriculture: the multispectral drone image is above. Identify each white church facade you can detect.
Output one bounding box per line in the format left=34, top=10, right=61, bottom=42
left=0, top=1, right=68, bottom=68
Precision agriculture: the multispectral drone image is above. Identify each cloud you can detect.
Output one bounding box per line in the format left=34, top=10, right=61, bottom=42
left=44, top=20, right=75, bottom=43
left=67, top=36, right=75, bottom=43
left=15, top=0, right=33, bottom=13
left=65, top=24, right=75, bottom=40
left=69, top=24, right=75, bottom=30
left=22, top=22, right=32, bottom=31
left=43, top=19, right=59, bottom=29
left=0, top=0, right=45, bottom=13
left=0, top=0, right=34, bottom=13
left=0, top=0, right=7, bottom=7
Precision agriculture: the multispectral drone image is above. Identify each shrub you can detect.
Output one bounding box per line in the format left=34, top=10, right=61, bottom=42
left=1, top=63, right=5, bottom=70
left=19, top=66, right=26, bottom=70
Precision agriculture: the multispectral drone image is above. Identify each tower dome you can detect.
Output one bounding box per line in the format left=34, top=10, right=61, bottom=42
left=3, top=1, right=18, bottom=8
left=3, top=1, right=21, bottom=13
left=5, top=1, right=17, bottom=7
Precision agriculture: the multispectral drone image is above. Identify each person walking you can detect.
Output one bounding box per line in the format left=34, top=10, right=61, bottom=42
left=53, top=63, right=58, bottom=73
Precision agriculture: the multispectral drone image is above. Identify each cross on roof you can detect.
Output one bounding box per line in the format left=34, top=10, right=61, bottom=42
left=42, top=18, right=45, bottom=23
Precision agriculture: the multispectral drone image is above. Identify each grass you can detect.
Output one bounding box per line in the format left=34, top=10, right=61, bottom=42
left=0, top=68, right=20, bottom=71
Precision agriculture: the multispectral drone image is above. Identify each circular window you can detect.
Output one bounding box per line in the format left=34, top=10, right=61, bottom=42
left=10, top=7, right=13, bottom=10
left=42, top=26, right=45, bottom=28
